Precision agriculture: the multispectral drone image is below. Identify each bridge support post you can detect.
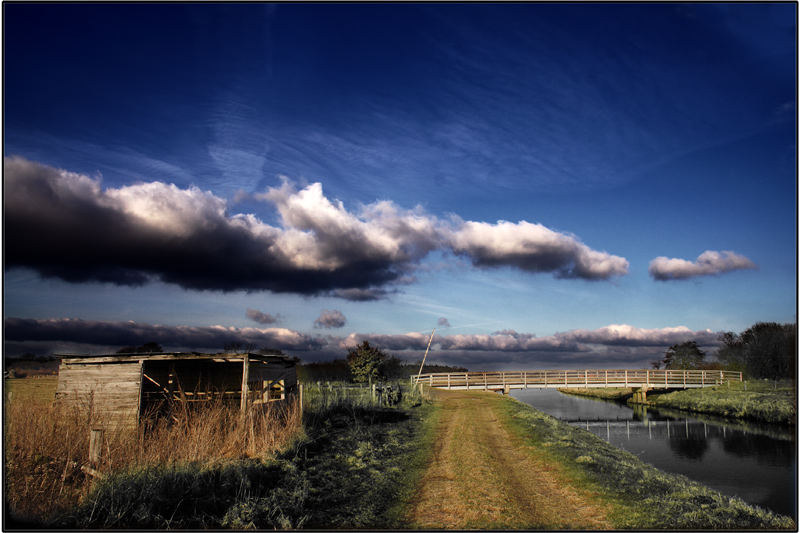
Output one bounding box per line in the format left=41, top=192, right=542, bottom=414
left=631, top=386, right=649, bottom=404
left=503, top=385, right=510, bottom=395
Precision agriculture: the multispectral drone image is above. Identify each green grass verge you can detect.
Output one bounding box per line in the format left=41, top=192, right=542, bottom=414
left=58, top=385, right=435, bottom=529
left=647, top=381, right=795, bottom=425
left=558, top=387, right=633, bottom=401
left=496, top=395, right=795, bottom=530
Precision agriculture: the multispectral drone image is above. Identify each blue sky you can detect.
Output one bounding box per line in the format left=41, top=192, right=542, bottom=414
left=3, top=3, right=796, bottom=369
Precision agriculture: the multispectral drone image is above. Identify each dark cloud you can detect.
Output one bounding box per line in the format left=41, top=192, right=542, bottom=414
left=5, top=317, right=721, bottom=369
left=3, top=157, right=428, bottom=295
left=4, top=317, right=323, bottom=352
left=327, top=288, right=392, bottom=301
left=313, top=309, right=347, bottom=329
left=245, top=308, right=280, bottom=325
left=649, top=250, right=757, bottom=280
left=4, top=157, right=630, bottom=298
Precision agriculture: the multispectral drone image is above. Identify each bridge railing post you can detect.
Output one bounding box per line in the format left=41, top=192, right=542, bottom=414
left=625, top=370, right=628, bottom=387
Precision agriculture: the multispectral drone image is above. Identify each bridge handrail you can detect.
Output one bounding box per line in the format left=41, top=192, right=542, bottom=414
left=411, top=369, right=743, bottom=387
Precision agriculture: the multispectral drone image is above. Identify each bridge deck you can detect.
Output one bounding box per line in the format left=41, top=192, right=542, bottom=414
left=412, top=369, right=742, bottom=391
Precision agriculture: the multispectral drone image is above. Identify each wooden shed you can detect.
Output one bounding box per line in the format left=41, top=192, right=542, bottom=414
left=55, top=352, right=297, bottom=428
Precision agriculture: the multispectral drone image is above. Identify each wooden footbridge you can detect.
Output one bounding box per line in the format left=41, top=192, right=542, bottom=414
left=412, top=369, right=742, bottom=402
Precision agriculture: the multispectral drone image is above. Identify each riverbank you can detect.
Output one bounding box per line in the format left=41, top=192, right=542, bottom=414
left=561, top=380, right=795, bottom=425
left=495, top=391, right=795, bottom=529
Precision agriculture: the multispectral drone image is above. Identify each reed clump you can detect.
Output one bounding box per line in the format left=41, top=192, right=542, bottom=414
left=4, top=394, right=301, bottom=524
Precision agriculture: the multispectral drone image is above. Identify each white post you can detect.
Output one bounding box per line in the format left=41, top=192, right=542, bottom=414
left=585, top=370, right=588, bottom=386
left=416, top=328, right=436, bottom=383
left=625, top=370, right=628, bottom=387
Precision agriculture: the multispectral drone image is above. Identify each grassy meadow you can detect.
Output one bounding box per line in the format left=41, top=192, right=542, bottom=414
left=5, top=376, right=795, bottom=529
left=646, top=380, right=796, bottom=425
left=4, top=377, right=435, bottom=528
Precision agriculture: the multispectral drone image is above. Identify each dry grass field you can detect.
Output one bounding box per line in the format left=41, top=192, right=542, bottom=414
left=4, top=376, right=302, bottom=523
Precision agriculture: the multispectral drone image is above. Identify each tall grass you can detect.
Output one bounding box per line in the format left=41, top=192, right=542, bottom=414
left=4, top=395, right=301, bottom=524
left=63, top=380, right=431, bottom=529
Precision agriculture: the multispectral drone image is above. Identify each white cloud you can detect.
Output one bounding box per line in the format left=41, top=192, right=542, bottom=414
left=649, top=250, right=756, bottom=280
left=5, top=156, right=630, bottom=295
left=445, top=220, right=629, bottom=279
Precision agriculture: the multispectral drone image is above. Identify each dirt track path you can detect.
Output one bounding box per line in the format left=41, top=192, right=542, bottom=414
left=408, top=390, right=611, bottom=529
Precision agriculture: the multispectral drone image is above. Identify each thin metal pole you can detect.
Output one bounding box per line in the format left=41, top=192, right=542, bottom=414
left=416, top=328, right=436, bottom=382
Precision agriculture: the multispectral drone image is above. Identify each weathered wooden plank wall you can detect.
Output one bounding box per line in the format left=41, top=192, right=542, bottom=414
left=56, top=362, right=142, bottom=428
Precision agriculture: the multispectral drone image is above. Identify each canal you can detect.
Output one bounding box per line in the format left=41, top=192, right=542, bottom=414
left=511, top=388, right=797, bottom=518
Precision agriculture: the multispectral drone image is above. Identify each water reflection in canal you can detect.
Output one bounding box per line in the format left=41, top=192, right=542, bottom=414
left=511, top=388, right=797, bottom=518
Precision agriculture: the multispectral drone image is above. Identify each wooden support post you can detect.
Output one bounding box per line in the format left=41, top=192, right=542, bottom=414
left=484, top=373, right=487, bottom=390
left=240, top=354, right=250, bottom=414
left=585, top=370, right=588, bottom=386
left=605, top=370, right=608, bottom=386
left=447, top=374, right=451, bottom=389
left=89, top=428, right=104, bottom=466
left=298, top=383, right=304, bottom=422
left=625, top=370, right=628, bottom=387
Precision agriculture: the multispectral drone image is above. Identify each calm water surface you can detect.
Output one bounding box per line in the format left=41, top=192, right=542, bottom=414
left=511, top=388, right=797, bottom=518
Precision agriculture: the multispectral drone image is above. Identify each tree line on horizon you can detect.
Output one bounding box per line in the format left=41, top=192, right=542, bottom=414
left=652, top=322, right=796, bottom=380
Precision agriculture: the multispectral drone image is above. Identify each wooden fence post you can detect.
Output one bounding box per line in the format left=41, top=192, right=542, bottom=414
left=240, top=354, right=250, bottom=414
left=89, top=428, right=104, bottom=466
left=298, top=383, right=304, bottom=422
